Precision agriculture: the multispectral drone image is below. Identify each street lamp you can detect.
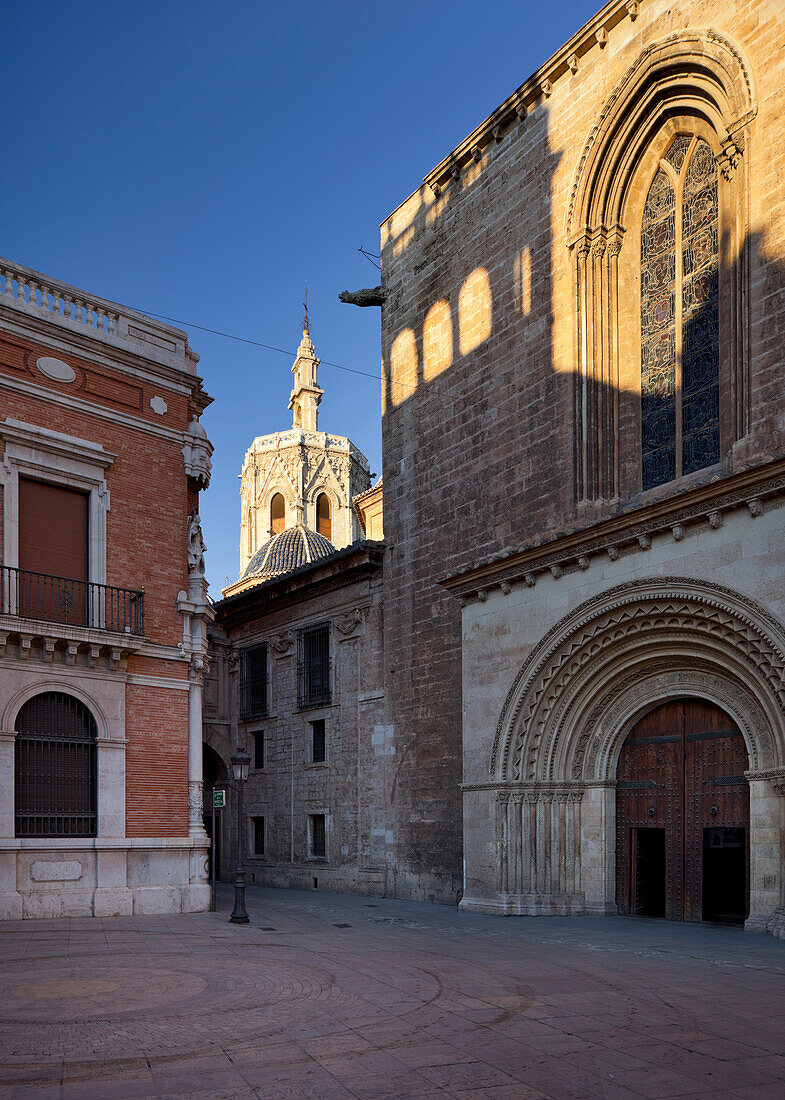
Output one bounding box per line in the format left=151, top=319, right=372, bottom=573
left=229, top=745, right=251, bottom=924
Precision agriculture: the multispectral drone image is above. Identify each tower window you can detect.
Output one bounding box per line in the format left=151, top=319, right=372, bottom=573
left=270, top=493, right=285, bottom=535
left=316, top=493, right=331, bottom=541
left=640, top=135, right=719, bottom=489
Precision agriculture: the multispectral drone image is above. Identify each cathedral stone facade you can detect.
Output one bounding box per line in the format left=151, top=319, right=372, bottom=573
left=239, top=326, right=370, bottom=573
left=378, top=0, right=785, bottom=928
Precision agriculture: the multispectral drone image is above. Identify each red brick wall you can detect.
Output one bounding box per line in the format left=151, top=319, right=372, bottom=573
left=0, top=324, right=203, bottom=839
left=125, top=685, right=189, bottom=837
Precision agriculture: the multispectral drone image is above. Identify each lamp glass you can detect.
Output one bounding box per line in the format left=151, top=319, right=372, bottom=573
left=231, top=747, right=251, bottom=783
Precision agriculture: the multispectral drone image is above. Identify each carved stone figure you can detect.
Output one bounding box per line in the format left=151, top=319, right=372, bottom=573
left=187, top=512, right=206, bottom=576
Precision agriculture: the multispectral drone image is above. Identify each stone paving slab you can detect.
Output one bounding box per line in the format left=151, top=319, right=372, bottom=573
left=0, top=884, right=783, bottom=1098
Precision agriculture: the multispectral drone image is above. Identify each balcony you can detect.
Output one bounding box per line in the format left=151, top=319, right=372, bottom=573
left=1, top=566, right=144, bottom=636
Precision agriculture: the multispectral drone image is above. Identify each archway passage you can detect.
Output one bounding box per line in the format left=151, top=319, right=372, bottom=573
left=616, top=699, right=749, bottom=924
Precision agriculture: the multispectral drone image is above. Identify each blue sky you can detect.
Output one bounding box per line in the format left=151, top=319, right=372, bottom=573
left=5, top=0, right=599, bottom=590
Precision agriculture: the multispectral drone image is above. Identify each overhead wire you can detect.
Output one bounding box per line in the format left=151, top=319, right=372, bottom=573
left=128, top=306, right=388, bottom=384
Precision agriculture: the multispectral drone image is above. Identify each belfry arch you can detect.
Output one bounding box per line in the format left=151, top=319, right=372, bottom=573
left=477, top=579, right=785, bottom=928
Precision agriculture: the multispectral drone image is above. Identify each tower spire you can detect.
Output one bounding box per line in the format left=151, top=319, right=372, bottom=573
left=289, top=289, right=323, bottom=431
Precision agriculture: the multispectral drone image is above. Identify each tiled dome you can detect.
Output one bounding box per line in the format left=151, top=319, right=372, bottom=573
left=241, top=524, right=335, bottom=582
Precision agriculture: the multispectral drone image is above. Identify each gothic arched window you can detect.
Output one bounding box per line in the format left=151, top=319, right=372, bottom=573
left=270, top=493, right=285, bottom=535
left=15, top=692, right=97, bottom=837
left=641, top=135, right=719, bottom=490
left=316, top=493, right=331, bottom=541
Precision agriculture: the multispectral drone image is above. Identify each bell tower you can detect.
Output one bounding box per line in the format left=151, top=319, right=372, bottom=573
left=288, top=299, right=323, bottom=431
left=237, top=312, right=371, bottom=575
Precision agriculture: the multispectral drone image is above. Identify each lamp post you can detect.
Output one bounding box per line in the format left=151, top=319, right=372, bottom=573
left=229, top=745, right=251, bottom=924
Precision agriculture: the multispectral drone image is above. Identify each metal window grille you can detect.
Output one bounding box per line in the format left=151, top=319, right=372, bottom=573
left=14, top=692, right=97, bottom=837
left=311, top=814, right=326, bottom=859
left=311, top=719, right=326, bottom=763
left=1, top=566, right=144, bottom=634
left=253, top=816, right=265, bottom=856
left=298, top=624, right=330, bottom=708
left=240, top=645, right=268, bottom=720
left=254, top=730, right=265, bottom=770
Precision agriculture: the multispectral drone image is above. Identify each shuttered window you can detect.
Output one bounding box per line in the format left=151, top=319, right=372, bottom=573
left=19, top=478, right=89, bottom=580
left=17, top=479, right=89, bottom=625
left=15, top=692, right=97, bottom=837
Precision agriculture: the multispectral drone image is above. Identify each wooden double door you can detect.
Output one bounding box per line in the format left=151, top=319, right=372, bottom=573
left=616, top=698, right=749, bottom=923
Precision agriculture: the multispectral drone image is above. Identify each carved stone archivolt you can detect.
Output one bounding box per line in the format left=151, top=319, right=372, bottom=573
left=492, top=578, right=785, bottom=785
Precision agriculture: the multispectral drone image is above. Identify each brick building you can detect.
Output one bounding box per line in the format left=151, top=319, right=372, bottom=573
left=376, top=0, right=785, bottom=928
left=0, top=257, right=214, bottom=918
left=203, top=330, right=390, bottom=896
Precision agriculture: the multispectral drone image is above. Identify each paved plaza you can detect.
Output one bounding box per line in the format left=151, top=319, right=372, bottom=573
left=1, top=885, right=784, bottom=1099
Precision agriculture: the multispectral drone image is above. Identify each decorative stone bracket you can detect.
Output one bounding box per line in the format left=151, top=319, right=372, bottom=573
left=271, top=631, right=295, bottom=658
left=182, top=415, right=213, bottom=488
left=335, top=607, right=365, bottom=639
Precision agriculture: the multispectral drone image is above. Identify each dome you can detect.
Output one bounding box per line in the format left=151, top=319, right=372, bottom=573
left=241, top=524, right=336, bottom=583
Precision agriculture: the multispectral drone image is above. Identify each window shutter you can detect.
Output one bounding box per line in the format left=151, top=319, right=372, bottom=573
left=19, top=478, right=89, bottom=581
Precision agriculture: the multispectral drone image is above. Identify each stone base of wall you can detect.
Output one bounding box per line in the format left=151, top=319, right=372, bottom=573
left=0, top=839, right=210, bottom=919
left=244, top=862, right=461, bottom=905
left=460, top=891, right=587, bottom=916
left=763, top=907, right=785, bottom=939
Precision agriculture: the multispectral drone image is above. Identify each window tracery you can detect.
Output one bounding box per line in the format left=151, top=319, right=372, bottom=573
left=641, top=136, right=719, bottom=490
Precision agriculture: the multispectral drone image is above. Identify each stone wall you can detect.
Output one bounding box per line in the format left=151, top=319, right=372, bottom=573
left=378, top=0, right=785, bottom=900
left=205, top=545, right=394, bottom=897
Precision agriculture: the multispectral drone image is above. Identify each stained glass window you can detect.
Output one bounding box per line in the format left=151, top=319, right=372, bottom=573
left=641, top=136, right=719, bottom=489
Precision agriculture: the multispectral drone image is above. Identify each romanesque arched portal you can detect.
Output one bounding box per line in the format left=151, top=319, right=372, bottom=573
left=476, top=579, right=785, bottom=927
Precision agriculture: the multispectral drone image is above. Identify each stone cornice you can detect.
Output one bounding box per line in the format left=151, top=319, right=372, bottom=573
left=439, top=457, right=785, bottom=599
left=417, top=0, right=638, bottom=198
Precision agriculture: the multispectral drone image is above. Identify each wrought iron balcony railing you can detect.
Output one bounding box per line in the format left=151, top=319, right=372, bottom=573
left=0, top=566, right=145, bottom=636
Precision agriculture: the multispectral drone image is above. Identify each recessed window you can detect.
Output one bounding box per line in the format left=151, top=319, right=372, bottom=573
left=298, top=623, right=330, bottom=708
left=316, top=493, right=331, bottom=540
left=240, top=645, right=268, bottom=720
left=310, top=719, right=326, bottom=764
left=640, top=134, right=719, bottom=489
left=252, top=815, right=265, bottom=857
left=270, top=493, right=285, bottom=535
left=15, top=692, right=97, bottom=837
left=253, top=730, right=265, bottom=770
left=310, top=813, right=326, bottom=859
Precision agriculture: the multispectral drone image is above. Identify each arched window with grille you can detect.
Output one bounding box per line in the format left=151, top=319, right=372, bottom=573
left=640, top=135, right=720, bottom=490
left=15, top=692, right=98, bottom=837
left=270, top=492, right=285, bottom=535
left=316, top=493, right=331, bottom=541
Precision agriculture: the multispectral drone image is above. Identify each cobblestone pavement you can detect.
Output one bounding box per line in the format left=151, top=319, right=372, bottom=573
left=1, top=885, right=784, bottom=1099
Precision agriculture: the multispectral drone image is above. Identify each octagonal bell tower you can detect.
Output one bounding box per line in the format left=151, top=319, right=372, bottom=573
left=238, top=321, right=371, bottom=575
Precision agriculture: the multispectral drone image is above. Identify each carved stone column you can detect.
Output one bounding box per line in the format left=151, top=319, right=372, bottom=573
left=187, top=656, right=207, bottom=839
left=177, top=512, right=215, bottom=845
